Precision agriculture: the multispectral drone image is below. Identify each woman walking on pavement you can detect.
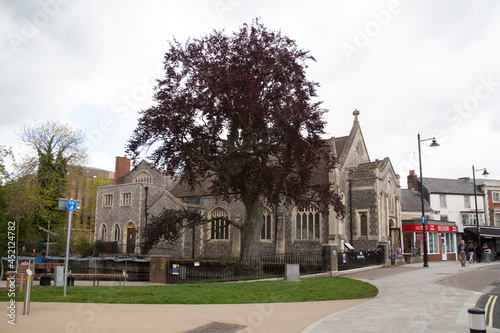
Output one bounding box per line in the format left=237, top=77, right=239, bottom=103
left=458, top=240, right=468, bottom=267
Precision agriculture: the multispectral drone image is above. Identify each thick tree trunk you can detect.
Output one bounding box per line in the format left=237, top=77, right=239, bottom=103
left=237, top=195, right=264, bottom=275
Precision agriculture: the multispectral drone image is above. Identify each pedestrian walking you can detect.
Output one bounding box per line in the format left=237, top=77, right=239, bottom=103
left=458, top=240, right=467, bottom=267
left=468, top=243, right=475, bottom=263
left=475, top=245, right=482, bottom=263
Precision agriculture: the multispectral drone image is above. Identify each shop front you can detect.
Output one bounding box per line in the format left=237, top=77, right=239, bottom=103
left=464, top=226, right=500, bottom=260
left=402, top=221, right=458, bottom=262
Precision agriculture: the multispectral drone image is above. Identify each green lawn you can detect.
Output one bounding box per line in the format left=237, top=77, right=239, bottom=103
left=1, top=276, right=377, bottom=304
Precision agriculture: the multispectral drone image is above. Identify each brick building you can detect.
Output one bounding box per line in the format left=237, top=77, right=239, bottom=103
left=65, top=166, right=114, bottom=242
left=94, top=111, right=402, bottom=258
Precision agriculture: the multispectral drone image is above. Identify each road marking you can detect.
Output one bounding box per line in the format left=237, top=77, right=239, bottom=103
left=485, top=295, right=497, bottom=327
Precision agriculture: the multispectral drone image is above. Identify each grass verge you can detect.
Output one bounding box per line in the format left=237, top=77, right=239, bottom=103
left=0, top=277, right=377, bottom=304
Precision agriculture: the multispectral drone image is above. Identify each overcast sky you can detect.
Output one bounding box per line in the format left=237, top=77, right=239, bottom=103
left=1, top=0, right=499, bottom=187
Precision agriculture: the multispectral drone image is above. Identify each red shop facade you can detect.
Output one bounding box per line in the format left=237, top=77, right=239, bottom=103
left=402, top=222, right=458, bottom=262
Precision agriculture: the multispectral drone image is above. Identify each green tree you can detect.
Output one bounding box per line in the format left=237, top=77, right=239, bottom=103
left=18, top=120, right=87, bottom=229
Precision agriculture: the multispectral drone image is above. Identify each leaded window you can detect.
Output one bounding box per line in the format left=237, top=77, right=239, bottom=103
left=210, top=207, right=229, bottom=240
left=295, top=205, right=320, bottom=240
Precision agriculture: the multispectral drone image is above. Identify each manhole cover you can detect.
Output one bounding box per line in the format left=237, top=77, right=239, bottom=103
left=184, top=322, right=246, bottom=333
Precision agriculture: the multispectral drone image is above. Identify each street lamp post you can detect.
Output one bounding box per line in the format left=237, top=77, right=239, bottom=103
left=417, top=133, right=439, bottom=268
left=472, top=165, right=489, bottom=247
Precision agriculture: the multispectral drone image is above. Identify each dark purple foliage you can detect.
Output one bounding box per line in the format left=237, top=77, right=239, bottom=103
left=129, top=20, right=345, bottom=257
left=141, top=208, right=203, bottom=253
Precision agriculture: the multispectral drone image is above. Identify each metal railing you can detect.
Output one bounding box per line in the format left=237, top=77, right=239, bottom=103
left=338, top=248, right=383, bottom=271
left=165, top=252, right=326, bottom=284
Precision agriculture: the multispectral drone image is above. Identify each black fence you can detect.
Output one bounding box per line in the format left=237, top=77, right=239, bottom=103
left=165, top=252, right=326, bottom=284
left=101, top=242, right=140, bottom=255
left=338, top=248, right=383, bottom=271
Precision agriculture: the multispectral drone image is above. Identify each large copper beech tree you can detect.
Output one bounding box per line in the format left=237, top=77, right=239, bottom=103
left=127, top=20, right=345, bottom=260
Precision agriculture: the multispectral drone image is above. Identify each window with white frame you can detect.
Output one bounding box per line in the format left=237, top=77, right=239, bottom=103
left=428, top=232, right=439, bottom=254
left=121, top=193, right=132, bottom=206
left=462, top=214, right=484, bottom=225
left=104, top=194, right=113, bottom=207
left=493, top=192, right=500, bottom=203
left=261, top=207, right=272, bottom=240
left=295, top=205, right=321, bottom=240
left=495, top=211, right=500, bottom=227
left=440, top=215, right=448, bottom=221
left=209, top=207, right=229, bottom=240
left=464, top=196, right=470, bottom=209
left=440, top=195, right=447, bottom=208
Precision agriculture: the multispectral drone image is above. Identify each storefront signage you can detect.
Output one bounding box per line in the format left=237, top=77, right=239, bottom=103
left=403, top=224, right=457, bottom=233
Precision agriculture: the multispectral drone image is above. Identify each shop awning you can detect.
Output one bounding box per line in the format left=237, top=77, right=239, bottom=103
left=464, top=226, right=500, bottom=238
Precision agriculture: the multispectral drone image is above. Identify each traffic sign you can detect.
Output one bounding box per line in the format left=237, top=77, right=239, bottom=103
left=66, top=199, right=77, bottom=211
left=58, top=198, right=81, bottom=211
left=421, top=216, right=426, bottom=224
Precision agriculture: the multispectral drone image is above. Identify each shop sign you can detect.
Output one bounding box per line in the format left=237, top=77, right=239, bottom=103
left=403, top=224, right=457, bottom=233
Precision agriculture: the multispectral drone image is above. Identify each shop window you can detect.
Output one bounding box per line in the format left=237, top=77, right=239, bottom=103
left=428, top=232, right=439, bottom=254
left=403, top=232, right=415, bottom=254
left=445, top=233, right=456, bottom=253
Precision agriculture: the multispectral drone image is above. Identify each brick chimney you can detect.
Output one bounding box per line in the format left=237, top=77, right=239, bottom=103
left=407, top=170, right=419, bottom=191
left=114, top=156, right=131, bottom=184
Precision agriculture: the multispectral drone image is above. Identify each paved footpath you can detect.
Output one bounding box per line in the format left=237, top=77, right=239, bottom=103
left=1, top=261, right=500, bottom=332
left=304, top=261, right=500, bottom=333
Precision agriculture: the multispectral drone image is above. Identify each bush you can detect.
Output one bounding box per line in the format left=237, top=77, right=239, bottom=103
left=75, top=238, right=104, bottom=257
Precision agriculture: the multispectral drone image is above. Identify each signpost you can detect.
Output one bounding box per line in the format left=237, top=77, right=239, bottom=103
left=59, top=198, right=80, bottom=297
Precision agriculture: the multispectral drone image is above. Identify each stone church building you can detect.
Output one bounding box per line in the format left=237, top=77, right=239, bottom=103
left=94, top=111, right=402, bottom=258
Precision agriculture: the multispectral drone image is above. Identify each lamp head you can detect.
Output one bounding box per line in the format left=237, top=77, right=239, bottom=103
left=482, top=169, right=490, bottom=177
left=429, top=139, right=439, bottom=147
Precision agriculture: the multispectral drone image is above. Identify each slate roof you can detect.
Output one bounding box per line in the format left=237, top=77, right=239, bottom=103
left=334, top=135, right=348, bottom=157
left=401, top=189, right=432, bottom=212
left=422, top=178, right=482, bottom=195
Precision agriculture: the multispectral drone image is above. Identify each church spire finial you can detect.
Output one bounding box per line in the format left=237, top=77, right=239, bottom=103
left=353, top=109, right=360, bottom=122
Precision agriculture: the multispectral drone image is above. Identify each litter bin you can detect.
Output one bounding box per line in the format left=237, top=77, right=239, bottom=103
left=484, top=250, right=491, bottom=263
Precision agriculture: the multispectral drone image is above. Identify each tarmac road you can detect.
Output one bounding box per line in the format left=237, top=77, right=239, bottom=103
left=476, top=266, right=500, bottom=329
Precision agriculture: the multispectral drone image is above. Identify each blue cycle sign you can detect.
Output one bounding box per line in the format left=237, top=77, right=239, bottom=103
left=66, top=199, right=77, bottom=211
left=58, top=198, right=81, bottom=211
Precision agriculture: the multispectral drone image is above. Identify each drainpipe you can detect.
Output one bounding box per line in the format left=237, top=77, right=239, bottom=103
left=349, top=179, right=353, bottom=246
left=144, top=186, right=149, bottom=225
left=274, top=202, right=279, bottom=255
